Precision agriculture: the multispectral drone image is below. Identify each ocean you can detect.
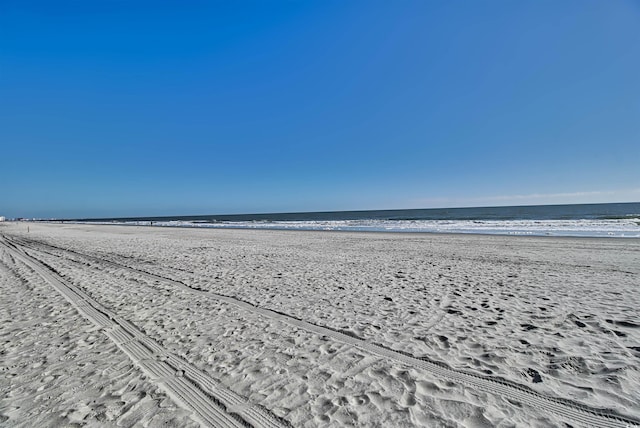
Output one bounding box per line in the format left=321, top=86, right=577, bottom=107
left=77, top=202, right=640, bottom=238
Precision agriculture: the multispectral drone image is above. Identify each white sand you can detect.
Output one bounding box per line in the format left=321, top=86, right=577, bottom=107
left=1, top=222, right=639, bottom=427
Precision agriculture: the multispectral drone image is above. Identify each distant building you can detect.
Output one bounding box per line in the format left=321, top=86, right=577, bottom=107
left=0, top=216, right=5, bottom=222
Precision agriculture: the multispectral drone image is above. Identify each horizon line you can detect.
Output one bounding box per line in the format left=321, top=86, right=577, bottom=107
left=12, top=200, right=639, bottom=222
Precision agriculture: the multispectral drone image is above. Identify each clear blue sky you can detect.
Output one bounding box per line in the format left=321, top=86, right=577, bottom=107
left=2, top=1, right=639, bottom=218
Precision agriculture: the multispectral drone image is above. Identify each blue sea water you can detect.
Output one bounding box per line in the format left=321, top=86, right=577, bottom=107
left=80, top=202, right=640, bottom=238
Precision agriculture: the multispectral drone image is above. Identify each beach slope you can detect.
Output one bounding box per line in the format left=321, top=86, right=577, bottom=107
left=1, top=223, right=639, bottom=427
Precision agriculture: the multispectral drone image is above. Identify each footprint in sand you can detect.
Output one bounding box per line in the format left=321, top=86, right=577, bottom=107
left=348, top=394, right=370, bottom=406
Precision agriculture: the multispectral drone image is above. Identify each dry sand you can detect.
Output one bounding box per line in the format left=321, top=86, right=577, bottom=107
left=1, top=222, right=639, bottom=427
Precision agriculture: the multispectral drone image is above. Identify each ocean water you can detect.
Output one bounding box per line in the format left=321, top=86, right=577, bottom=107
left=80, top=202, right=640, bottom=238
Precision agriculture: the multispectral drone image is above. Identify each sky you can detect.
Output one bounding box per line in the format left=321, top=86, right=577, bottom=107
left=1, top=0, right=639, bottom=219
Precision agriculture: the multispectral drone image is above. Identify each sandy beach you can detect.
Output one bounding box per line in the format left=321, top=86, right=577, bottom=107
left=1, top=222, right=639, bottom=427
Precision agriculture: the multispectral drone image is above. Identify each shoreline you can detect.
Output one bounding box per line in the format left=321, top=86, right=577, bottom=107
left=13, top=220, right=640, bottom=240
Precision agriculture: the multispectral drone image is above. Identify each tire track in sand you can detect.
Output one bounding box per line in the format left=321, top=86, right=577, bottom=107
left=7, top=235, right=640, bottom=428
left=0, top=237, right=289, bottom=428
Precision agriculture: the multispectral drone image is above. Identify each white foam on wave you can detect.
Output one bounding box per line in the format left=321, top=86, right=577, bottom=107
left=82, top=218, right=640, bottom=238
